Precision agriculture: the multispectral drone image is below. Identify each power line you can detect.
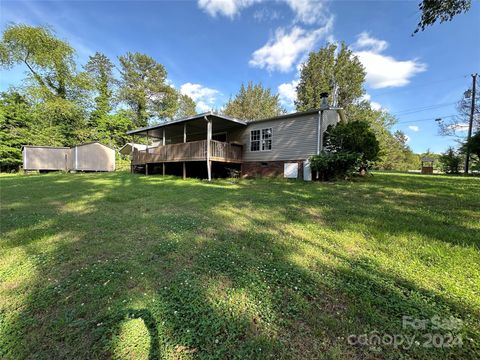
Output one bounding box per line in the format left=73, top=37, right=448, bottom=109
left=392, top=101, right=458, bottom=116
left=395, top=114, right=457, bottom=125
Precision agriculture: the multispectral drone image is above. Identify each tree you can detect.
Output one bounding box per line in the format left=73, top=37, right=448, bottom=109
left=95, top=110, right=135, bottom=147
left=84, top=52, right=115, bottom=126
left=33, top=97, right=87, bottom=146
left=324, top=120, right=380, bottom=168
left=118, top=52, right=177, bottom=127
left=175, top=93, right=197, bottom=119
left=223, top=82, right=284, bottom=121
left=346, top=100, right=416, bottom=170
left=414, top=0, right=472, bottom=34
left=296, top=43, right=365, bottom=111
left=460, top=131, right=480, bottom=170
left=461, top=131, right=480, bottom=159
left=0, top=24, right=90, bottom=146
left=438, top=81, right=479, bottom=137
left=310, top=120, right=380, bottom=180
left=0, top=24, right=88, bottom=100
left=0, top=91, right=32, bottom=170
left=0, top=91, right=67, bottom=170
left=439, top=147, right=462, bottom=174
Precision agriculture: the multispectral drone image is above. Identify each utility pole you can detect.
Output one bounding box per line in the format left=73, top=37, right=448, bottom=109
left=465, top=73, right=477, bottom=174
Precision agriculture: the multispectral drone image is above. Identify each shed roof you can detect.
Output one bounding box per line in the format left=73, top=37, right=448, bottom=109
left=74, top=141, right=116, bottom=150
left=421, top=157, right=435, bottom=162
left=22, top=145, right=70, bottom=150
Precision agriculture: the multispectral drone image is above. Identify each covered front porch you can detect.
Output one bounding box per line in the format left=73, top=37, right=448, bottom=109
left=126, top=112, right=247, bottom=180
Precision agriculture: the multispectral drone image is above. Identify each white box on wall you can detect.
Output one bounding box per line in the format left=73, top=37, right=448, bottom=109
left=303, top=160, right=312, bottom=181
left=284, top=162, right=298, bottom=179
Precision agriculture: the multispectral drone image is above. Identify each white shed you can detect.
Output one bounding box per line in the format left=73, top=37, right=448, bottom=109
left=22, top=142, right=115, bottom=172
left=71, top=142, right=115, bottom=171
left=22, top=146, right=71, bottom=171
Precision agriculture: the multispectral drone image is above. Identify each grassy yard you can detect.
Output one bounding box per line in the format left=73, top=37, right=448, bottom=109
left=0, top=172, right=479, bottom=359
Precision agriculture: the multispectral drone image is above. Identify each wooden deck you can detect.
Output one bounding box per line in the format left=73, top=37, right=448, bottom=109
left=132, top=140, right=243, bottom=165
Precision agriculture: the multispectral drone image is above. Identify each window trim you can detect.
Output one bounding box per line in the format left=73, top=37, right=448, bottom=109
left=250, top=127, right=273, bottom=152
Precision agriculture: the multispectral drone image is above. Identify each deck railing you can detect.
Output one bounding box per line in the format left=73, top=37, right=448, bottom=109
left=210, top=140, right=243, bottom=162
left=132, top=140, right=242, bottom=165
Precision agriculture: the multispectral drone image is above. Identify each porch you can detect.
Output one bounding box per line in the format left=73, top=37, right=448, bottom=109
left=126, top=112, right=247, bottom=180
left=132, top=139, right=243, bottom=164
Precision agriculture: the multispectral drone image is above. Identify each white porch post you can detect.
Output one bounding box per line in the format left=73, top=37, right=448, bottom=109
left=183, top=123, right=187, bottom=179
left=162, top=128, right=166, bottom=175
left=206, top=119, right=212, bottom=181
left=145, top=130, right=149, bottom=176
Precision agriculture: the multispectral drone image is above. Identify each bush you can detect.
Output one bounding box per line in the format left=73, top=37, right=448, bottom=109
left=310, top=120, right=380, bottom=181
left=309, top=151, right=361, bottom=181
left=324, top=120, right=380, bottom=169
left=439, top=147, right=462, bottom=174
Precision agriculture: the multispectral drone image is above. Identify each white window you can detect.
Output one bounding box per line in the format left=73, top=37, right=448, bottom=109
left=250, top=128, right=272, bottom=152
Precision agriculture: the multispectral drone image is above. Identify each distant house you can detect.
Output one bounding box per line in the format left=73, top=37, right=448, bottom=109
left=22, top=142, right=115, bottom=172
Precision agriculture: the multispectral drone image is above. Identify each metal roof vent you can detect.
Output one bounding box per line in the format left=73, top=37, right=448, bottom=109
left=320, top=92, right=330, bottom=110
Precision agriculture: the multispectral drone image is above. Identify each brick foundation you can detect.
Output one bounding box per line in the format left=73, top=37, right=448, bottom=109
left=241, top=160, right=304, bottom=179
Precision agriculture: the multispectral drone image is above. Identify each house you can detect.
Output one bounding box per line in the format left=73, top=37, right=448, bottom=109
left=126, top=102, right=344, bottom=181
left=22, top=142, right=115, bottom=172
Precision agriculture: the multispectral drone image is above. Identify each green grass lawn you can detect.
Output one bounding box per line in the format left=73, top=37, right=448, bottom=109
left=1, top=172, right=479, bottom=359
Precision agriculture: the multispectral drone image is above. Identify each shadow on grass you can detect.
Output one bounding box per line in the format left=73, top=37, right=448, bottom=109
left=0, top=172, right=478, bottom=359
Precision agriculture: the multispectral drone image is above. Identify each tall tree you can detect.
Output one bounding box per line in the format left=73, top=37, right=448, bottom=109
left=0, top=91, right=32, bottom=170
left=438, top=81, right=479, bottom=137
left=223, top=82, right=284, bottom=121
left=175, top=93, right=197, bottom=119
left=0, top=24, right=88, bottom=100
left=347, top=101, right=418, bottom=170
left=84, top=52, right=115, bottom=125
left=96, top=110, right=135, bottom=147
left=439, top=147, right=463, bottom=174
left=296, top=43, right=365, bottom=111
left=118, top=52, right=177, bottom=127
left=414, top=0, right=472, bottom=34
left=0, top=24, right=89, bottom=146
left=0, top=91, right=67, bottom=170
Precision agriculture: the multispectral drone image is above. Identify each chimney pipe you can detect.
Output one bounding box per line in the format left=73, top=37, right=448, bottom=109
left=320, top=92, right=329, bottom=110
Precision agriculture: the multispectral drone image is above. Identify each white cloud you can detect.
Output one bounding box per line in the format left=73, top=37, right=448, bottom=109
left=284, top=0, right=328, bottom=25
left=353, top=32, right=427, bottom=89
left=249, top=19, right=332, bottom=72
left=197, top=0, right=260, bottom=17
left=408, top=125, right=419, bottom=132
left=253, top=8, right=281, bottom=22
left=198, top=0, right=328, bottom=24
left=278, top=80, right=299, bottom=109
left=180, top=83, right=220, bottom=112
left=354, top=32, right=388, bottom=53
left=360, top=93, right=382, bottom=111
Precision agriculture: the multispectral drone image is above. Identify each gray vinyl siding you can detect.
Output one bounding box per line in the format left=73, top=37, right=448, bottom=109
left=231, top=110, right=339, bottom=161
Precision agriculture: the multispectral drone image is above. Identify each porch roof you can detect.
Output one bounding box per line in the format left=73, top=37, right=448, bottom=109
left=126, top=112, right=247, bottom=137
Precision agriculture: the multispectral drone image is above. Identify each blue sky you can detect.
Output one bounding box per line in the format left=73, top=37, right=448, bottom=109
left=1, top=0, right=479, bottom=153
